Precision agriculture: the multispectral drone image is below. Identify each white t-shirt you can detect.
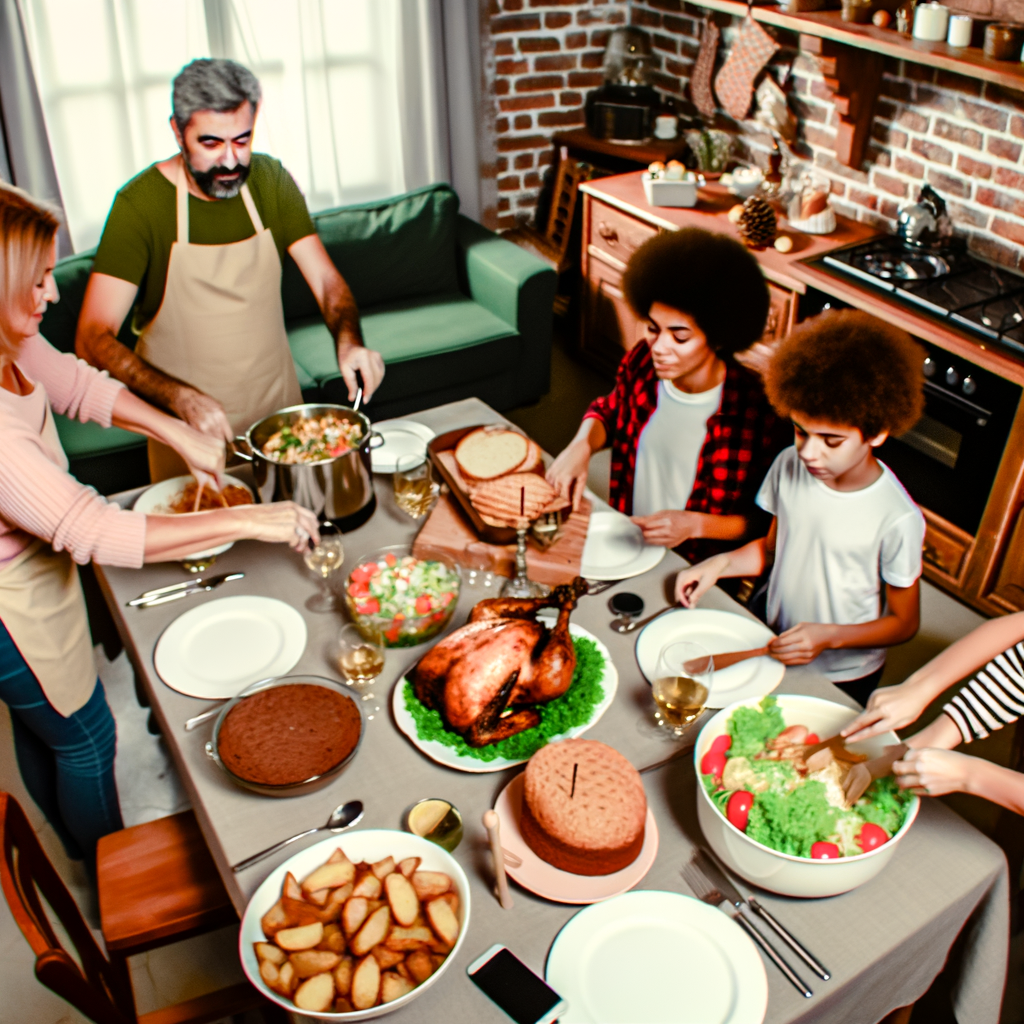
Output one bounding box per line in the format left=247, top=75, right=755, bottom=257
left=632, top=379, right=724, bottom=517
left=756, top=447, right=925, bottom=682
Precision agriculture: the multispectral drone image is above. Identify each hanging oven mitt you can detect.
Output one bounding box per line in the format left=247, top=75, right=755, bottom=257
left=690, top=14, right=721, bottom=121
left=714, top=14, right=779, bottom=122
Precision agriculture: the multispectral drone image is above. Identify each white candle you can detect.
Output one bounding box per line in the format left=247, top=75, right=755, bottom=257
left=947, top=14, right=972, bottom=47
left=914, top=2, right=950, bottom=41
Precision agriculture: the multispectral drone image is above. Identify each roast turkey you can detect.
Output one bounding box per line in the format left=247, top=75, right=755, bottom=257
left=410, top=578, right=589, bottom=747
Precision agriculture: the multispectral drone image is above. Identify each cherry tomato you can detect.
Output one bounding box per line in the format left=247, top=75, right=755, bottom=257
left=701, top=750, right=727, bottom=781
left=384, top=553, right=397, bottom=567
left=710, top=734, right=732, bottom=755
left=347, top=580, right=369, bottom=597
left=431, top=612, right=446, bottom=622
left=355, top=598, right=380, bottom=615
left=440, top=591, right=454, bottom=607
left=726, top=790, right=754, bottom=832
left=805, top=733, right=820, bottom=746
left=856, top=823, right=888, bottom=852
left=415, top=595, right=433, bottom=615
left=350, top=566, right=372, bottom=583
left=810, top=842, right=841, bottom=860
left=385, top=625, right=400, bottom=643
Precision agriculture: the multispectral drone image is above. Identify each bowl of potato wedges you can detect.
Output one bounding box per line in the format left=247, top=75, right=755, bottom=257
left=240, top=829, right=470, bottom=1019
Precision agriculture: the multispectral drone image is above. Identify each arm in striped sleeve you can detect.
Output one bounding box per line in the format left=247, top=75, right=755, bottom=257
left=943, top=641, right=1024, bottom=743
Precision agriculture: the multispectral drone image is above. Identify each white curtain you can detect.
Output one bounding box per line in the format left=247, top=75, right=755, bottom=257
left=16, top=0, right=473, bottom=252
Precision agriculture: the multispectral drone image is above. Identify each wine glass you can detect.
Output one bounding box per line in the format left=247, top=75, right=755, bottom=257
left=652, top=641, right=714, bottom=737
left=303, top=531, right=345, bottom=612
left=336, top=624, right=385, bottom=701
left=393, top=453, right=436, bottom=519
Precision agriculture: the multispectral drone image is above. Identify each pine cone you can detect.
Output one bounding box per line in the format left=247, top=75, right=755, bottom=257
left=739, top=195, right=777, bottom=249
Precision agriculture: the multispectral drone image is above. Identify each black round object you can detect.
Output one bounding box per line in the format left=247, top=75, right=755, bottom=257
left=608, top=592, right=645, bottom=618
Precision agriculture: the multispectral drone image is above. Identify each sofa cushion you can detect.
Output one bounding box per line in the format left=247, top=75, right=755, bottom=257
left=281, top=185, right=460, bottom=320
left=54, top=415, right=145, bottom=459
left=288, top=292, right=518, bottom=385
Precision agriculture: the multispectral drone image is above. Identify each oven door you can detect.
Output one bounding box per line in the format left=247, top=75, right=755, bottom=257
left=878, top=377, right=1019, bottom=536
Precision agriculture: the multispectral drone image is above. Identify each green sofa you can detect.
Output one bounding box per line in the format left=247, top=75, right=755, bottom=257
left=40, top=183, right=556, bottom=494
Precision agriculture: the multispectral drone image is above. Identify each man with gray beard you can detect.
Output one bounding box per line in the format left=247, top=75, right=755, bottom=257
left=76, top=58, right=384, bottom=480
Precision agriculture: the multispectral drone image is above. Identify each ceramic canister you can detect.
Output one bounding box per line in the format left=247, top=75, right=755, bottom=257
left=913, top=2, right=950, bottom=40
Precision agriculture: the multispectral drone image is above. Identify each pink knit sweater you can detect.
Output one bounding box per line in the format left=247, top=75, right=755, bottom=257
left=0, top=335, right=147, bottom=568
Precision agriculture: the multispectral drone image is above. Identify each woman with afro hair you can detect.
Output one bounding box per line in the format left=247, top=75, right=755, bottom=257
left=675, top=310, right=926, bottom=707
left=547, top=228, right=790, bottom=565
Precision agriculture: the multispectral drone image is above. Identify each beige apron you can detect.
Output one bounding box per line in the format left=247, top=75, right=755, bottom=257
left=136, top=158, right=302, bottom=481
left=0, top=399, right=95, bottom=717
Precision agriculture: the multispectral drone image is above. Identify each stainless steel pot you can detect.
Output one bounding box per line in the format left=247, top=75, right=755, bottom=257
left=233, top=403, right=383, bottom=530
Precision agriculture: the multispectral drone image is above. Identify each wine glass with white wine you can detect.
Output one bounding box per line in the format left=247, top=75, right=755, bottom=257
left=336, top=624, right=385, bottom=699
left=303, top=531, right=345, bottom=612
left=652, top=641, right=714, bottom=737
left=393, top=453, right=436, bottom=519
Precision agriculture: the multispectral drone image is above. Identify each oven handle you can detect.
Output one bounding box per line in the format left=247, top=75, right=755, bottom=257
left=923, top=379, right=992, bottom=422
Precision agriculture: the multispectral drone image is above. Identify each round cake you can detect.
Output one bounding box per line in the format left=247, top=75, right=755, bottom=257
left=520, top=738, right=647, bottom=876
left=216, top=683, right=361, bottom=786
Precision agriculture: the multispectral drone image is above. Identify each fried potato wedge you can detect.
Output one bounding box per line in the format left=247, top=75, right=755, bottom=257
left=372, top=945, right=405, bottom=969
left=372, top=855, right=396, bottom=880
left=327, top=847, right=351, bottom=865
left=436, top=891, right=459, bottom=916
left=277, top=960, right=297, bottom=995
left=294, top=972, right=335, bottom=1013
left=327, top=882, right=354, bottom=907
left=260, top=899, right=289, bottom=937
left=281, top=897, right=321, bottom=928
left=351, top=954, right=381, bottom=1011
left=384, top=926, right=434, bottom=951
left=276, top=922, right=324, bottom=952
left=384, top=871, right=420, bottom=927
left=406, top=949, right=435, bottom=984
left=352, top=871, right=383, bottom=900
left=259, top=959, right=280, bottom=989
left=333, top=955, right=354, bottom=997
left=381, top=971, right=416, bottom=1003
left=283, top=872, right=303, bottom=902
left=255, top=941, right=286, bottom=965
left=334, top=996, right=354, bottom=1013
left=342, top=896, right=369, bottom=939
left=411, top=871, right=451, bottom=899
left=290, top=949, right=341, bottom=978
left=351, top=905, right=391, bottom=957
left=425, top=898, right=459, bottom=949
left=305, top=887, right=330, bottom=907
left=302, top=860, right=356, bottom=893
left=398, top=856, right=420, bottom=878
left=318, top=923, right=345, bottom=954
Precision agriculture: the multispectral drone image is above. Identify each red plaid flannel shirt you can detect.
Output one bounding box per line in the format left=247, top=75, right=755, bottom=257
left=584, top=342, right=789, bottom=562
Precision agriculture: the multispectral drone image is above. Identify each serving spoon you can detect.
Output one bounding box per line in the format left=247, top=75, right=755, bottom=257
left=232, top=800, right=364, bottom=873
left=611, top=606, right=673, bottom=634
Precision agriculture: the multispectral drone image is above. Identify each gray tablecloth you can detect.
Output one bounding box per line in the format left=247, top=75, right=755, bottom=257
left=96, top=398, right=1009, bottom=1024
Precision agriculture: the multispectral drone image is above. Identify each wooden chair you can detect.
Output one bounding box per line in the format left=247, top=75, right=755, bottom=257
left=503, top=146, right=591, bottom=280
left=0, top=792, right=281, bottom=1024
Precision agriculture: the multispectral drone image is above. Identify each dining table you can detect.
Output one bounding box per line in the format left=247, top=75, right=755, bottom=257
left=94, top=397, right=1010, bottom=1024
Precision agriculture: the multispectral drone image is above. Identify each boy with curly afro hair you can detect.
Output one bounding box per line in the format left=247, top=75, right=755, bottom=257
left=674, top=310, right=926, bottom=706
left=547, top=228, right=790, bottom=566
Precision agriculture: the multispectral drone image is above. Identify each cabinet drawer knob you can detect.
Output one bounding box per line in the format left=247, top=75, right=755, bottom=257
left=597, top=222, right=619, bottom=244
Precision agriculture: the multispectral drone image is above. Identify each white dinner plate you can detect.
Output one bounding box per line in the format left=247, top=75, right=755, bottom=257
left=636, top=608, right=784, bottom=706
left=153, top=595, right=307, bottom=699
left=581, top=510, right=666, bottom=581
left=494, top=772, right=658, bottom=904
left=546, top=890, right=768, bottom=1024
left=392, top=623, right=618, bottom=773
left=370, top=419, right=435, bottom=473
left=133, top=474, right=253, bottom=561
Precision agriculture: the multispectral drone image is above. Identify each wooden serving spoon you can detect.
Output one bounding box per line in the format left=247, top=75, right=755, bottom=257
left=684, top=646, right=772, bottom=675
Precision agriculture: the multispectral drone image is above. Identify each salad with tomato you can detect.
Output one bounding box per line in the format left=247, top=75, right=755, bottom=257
left=344, top=549, right=461, bottom=647
left=701, top=696, right=912, bottom=860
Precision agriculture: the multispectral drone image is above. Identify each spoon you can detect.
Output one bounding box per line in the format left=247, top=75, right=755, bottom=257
left=232, top=800, right=364, bottom=873
left=611, top=606, right=673, bottom=633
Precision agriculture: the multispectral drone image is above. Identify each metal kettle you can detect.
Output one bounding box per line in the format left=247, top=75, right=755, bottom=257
left=896, top=184, right=953, bottom=248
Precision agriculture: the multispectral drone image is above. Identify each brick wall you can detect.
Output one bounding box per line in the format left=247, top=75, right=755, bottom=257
left=484, top=0, right=629, bottom=229
left=482, top=0, right=1024, bottom=269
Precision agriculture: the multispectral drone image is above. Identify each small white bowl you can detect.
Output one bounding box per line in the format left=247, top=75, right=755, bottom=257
left=722, top=167, right=764, bottom=198
left=239, top=829, right=471, bottom=1021
left=695, top=694, right=919, bottom=898
left=642, top=172, right=703, bottom=208
left=133, top=473, right=252, bottom=561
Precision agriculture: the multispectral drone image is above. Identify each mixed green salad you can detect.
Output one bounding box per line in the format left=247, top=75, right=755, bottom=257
left=345, top=552, right=460, bottom=647
left=403, top=635, right=607, bottom=762
left=701, top=696, right=913, bottom=860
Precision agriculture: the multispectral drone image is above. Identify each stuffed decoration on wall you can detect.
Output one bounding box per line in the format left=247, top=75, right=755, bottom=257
left=714, top=15, right=779, bottom=121
left=690, top=15, right=721, bottom=121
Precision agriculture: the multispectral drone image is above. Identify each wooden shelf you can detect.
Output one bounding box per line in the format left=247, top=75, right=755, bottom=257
left=688, top=0, right=1024, bottom=92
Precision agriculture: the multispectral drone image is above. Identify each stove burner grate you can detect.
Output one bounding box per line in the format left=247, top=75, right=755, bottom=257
left=855, top=250, right=951, bottom=281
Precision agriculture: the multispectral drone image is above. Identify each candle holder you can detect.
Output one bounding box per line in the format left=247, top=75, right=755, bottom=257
left=500, top=520, right=550, bottom=599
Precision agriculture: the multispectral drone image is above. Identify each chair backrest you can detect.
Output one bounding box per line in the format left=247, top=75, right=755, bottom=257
left=0, top=792, right=134, bottom=1024
left=541, top=146, right=590, bottom=265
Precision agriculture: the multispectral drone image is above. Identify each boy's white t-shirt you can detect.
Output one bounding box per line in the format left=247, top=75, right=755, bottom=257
left=756, top=446, right=925, bottom=683
left=632, top=379, right=724, bottom=517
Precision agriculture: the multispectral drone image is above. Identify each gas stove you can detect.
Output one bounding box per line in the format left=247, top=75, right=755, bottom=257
left=818, top=237, right=1024, bottom=355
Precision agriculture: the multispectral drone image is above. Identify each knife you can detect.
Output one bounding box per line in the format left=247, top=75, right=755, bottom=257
left=128, top=571, right=243, bottom=606
left=135, top=572, right=244, bottom=608
left=698, top=846, right=831, bottom=981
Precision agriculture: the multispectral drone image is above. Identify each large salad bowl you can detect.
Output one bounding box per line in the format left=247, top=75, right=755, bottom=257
left=695, top=694, right=919, bottom=898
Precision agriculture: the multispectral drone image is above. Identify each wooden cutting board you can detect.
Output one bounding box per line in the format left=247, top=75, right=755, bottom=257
left=412, top=492, right=592, bottom=586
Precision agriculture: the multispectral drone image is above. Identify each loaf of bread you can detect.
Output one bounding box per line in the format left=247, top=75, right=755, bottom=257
left=454, top=428, right=529, bottom=481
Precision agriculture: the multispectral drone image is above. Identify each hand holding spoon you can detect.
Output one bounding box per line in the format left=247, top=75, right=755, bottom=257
left=232, top=800, right=364, bottom=873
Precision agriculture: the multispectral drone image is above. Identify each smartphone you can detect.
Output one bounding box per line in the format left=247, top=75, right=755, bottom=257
left=467, top=944, right=568, bottom=1024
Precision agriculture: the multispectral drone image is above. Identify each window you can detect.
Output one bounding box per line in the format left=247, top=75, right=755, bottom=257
left=19, top=0, right=443, bottom=250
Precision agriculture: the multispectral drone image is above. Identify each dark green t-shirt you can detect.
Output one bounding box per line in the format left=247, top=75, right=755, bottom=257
left=93, top=153, right=316, bottom=331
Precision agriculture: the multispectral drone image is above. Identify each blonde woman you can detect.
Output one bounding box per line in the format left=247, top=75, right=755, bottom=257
left=0, top=183, right=319, bottom=874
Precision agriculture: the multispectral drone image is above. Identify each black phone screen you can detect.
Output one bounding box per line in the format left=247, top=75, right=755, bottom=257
left=469, top=947, right=563, bottom=1024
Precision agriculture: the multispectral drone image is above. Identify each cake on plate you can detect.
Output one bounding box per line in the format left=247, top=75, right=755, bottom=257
left=520, top=738, right=647, bottom=876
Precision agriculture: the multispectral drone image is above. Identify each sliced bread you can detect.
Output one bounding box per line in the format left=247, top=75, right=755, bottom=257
left=454, top=428, right=529, bottom=481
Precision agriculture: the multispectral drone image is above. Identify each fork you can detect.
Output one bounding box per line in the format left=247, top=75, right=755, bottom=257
left=682, top=856, right=813, bottom=998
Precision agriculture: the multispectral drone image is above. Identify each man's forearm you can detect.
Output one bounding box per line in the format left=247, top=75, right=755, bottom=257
left=322, top=284, right=363, bottom=351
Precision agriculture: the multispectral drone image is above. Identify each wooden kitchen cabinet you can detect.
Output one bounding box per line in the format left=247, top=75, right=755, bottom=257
left=581, top=255, right=644, bottom=376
